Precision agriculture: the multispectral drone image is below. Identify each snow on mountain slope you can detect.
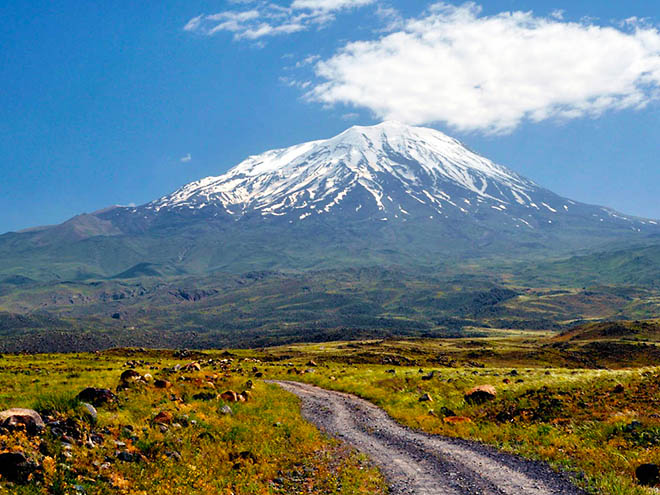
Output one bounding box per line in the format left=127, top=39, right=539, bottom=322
left=146, top=121, right=640, bottom=229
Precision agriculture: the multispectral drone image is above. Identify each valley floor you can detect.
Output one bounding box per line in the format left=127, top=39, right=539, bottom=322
left=0, top=336, right=658, bottom=494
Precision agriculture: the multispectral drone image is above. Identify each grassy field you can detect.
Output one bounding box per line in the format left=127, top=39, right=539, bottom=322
left=252, top=335, right=660, bottom=495
left=0, top=351, right=385, bottom=494
left=0, top=330, right=659, bottom=494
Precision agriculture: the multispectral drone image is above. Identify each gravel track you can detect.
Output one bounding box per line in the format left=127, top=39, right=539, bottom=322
left=272, top=380, right=584, bottom=495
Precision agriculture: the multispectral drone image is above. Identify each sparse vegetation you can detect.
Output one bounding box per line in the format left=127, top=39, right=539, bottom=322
left=0, top=351, right=385, bottom=494
left=1, top=268, right=659, bottom=353
left=1, top=324, right=660, bottom=494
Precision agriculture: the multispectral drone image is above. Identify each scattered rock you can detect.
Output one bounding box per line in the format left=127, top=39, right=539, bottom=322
left=120, top=369, right=142, bottom=383
left=153, top=411, right=173, bottom=425
left=0, top=408, right=45, bottom=434
left=0, top=451, right=38, bottom=483
left=636, top=463, right=659, bottom=486
left=77, top=388, right=117, bottom=407
left=220, top=405, right=233, bottom=415
left=220, top=391, right=239, bottom=402
left=306, top=360, right=318, bottom=367
left=143, top=373, right=154, bottom=382
left=154, top=379, right=172, bottom=389
left=183, top=362, right=201, bottom=372
left=422, top=371, right=435, bottom=381
left=439, top=406, right=456, bottom=417
left=464, top=385, right=497, bottom=404
left=418, top=393, right=433, bottom=402
left=80, top=403, right=97, bottom=423
left=613, top=384, right=625, bottom=393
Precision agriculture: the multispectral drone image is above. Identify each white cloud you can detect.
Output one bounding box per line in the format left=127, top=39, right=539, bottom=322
left=306, top=3, right=660, bottom=133
left=296, top=54, right=321, bottom=67
left=184, top=0, right=373, bottom=40
left=291, top=0, right=374, bottom=11
left=550, top=9, right=564, bottom=20
left=375, top=5, right=404, bottom=32
left=180, top=153, right=192, bottom=163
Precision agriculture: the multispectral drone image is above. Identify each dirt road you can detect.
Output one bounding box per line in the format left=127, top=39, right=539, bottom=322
left=272, top=380, right=584, bottom=495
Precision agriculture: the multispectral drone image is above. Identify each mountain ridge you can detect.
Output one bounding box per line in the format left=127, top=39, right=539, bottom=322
left=1, top=122, right=658, bottom=281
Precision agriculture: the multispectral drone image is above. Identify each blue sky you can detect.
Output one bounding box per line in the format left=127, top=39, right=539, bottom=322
left=1, top=0, right=659, bottom=233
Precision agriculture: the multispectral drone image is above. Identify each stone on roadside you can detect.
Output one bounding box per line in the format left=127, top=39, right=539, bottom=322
left=439, top=406, right=456, bottom=417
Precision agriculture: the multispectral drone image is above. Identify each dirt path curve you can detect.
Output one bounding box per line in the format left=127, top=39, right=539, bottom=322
left=271, top=380, right=584, bottom=495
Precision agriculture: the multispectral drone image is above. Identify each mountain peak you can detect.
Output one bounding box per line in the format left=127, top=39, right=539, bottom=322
left=333, top=120, right=454, bottom=146
left=142, top=123, right=644, bottom=235
left=148, top=122, right=534, bottom=217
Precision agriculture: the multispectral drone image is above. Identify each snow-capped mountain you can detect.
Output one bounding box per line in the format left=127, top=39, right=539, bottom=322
left=143, top=121, right=648, bottom=231
left=2, top=121, right=658, bottom=280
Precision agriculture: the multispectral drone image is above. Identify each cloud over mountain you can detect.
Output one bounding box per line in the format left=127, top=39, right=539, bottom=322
left=306, top=3, right=660, bottom=133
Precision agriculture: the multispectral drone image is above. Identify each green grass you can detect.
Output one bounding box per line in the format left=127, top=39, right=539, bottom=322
left=0, top=352, right=385, bottom=495
left=260, top=346, right=660, bottom=495
left=2, top=335, right=660, bottom=494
